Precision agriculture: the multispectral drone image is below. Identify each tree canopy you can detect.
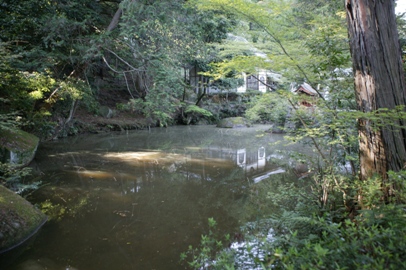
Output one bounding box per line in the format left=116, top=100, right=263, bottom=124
left=2, top=0, right=406, bottom=268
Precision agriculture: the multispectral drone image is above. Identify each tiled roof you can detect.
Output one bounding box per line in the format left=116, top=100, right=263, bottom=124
left=295, top=82, right=317, bottom=96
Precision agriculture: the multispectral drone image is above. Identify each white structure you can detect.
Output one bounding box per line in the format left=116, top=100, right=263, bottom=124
left=236, top=146, right=266, bottom=171
left=188, top=67, right=280, bottom=94
left=188, top=33, right=282, bottom=95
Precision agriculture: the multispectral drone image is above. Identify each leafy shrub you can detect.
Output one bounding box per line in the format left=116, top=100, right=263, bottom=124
left=270, top=204, right=406, bottom=270
left=180, top=217, right=234, bottom=269
left=127, top=88, right=179, bottom=127
left=183, top=169, right=406, bottom=270
left=183, top=104, right=213, bottom=124
left=245, top=92, right=289, bottom=126
left=0, top=162, right=40, bottom=194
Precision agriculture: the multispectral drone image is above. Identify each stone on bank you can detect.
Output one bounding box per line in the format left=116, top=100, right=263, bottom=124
left=216, top=117, right=252, bottom=128
left=0, top=128, right=39, bottom=167
left=0, top=185, right=47, bottom=255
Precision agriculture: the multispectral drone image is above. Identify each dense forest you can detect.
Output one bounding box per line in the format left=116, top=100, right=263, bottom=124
left=1, top=0, right=406, bottom=269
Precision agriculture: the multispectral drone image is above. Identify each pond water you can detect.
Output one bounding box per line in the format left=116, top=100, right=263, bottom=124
left=5, top=125, right=306, bottom=270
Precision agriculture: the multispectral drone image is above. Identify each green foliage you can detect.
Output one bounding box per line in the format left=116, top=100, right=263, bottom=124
left=3, top=70, right=96, bottom=136
left=0, top=111, right=23, bottom=132
left=105, top=0, right=236, bottom=121
left=269, top=204, right=406, bottom=270
left=0, top=0, right=237, bottom=132
left=50, top=77, right=96, bottom=114
left=189, top=0, right=301, bottom=81
left=0, top=0, right=112, bottom=73
left=0, top=0, right=115, bottom=137
left=211, top=75, right=245, bottom=92
left=396, top=12, right=406, bottom=73
left=39, top=199, right=67, bottom=221
left=117, top=0, right=226, bottom=80
left=127, top=88, right=179, bottom=127
left=0, top=162, right=40, bottom=194
left=30, top=176, right=91, bottom=224
left=183, top=104, right=214, bottom=124
left=245, top=92, right=289, bottom=125
left=19, top=72, right=56, bottom=118
left=191, top=0, right=353, bottom=103
left=185, top=105, right=213, bottom=118
left=388, top=170, right=406, bottom=203
left=0, top=53, right=57, bottom=126
left=39, top=194, right=89, bottom=221
left=181, top=218, right=234, bottom=269
left=186, top=169, right=406, bottom=269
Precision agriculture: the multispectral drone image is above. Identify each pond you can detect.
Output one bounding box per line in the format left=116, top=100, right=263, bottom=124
left=5, top=125, right=307, bottom=270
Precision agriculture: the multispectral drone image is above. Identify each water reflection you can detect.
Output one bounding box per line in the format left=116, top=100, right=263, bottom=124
left=5, top=125, right=302, bottom=270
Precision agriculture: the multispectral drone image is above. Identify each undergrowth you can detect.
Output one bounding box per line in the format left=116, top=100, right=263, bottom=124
left=181, top=170, right=406, bottom=269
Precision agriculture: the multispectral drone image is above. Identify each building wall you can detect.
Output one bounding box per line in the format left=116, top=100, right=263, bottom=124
left=189, top=67, right=272, bottom=94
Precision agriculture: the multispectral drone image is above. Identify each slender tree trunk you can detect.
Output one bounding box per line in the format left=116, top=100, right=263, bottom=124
left=107, top=7, right=122, bottom=31
left=106, top=0, right=137, bottom=31
left=345, top=0, right=406, bottom=192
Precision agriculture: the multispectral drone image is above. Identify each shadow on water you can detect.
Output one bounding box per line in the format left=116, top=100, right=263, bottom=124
left=5, top=125, right=307, bottom=270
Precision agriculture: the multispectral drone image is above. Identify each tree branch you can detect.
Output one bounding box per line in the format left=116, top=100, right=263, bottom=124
left=250, top=74, right=275, bottom=90
left=104, top=47, right=143, bottom=72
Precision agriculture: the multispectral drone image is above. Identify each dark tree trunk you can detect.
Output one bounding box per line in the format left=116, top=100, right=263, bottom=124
left=345, top=0, right=406, bottom=192
left=106, top=0, right=136, bottom=32
left=106, top=7, right=122, bottom=32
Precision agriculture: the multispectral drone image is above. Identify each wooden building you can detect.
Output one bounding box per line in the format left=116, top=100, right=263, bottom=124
left=293, top=82, right=318, bottom=107
left=188, top=66, right=279, bottom=95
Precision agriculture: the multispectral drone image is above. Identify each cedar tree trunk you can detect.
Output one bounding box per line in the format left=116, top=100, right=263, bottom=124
left=345, top=0, right=406, bottom=192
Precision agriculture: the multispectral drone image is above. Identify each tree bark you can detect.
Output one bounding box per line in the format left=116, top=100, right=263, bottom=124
left=345, top=0, right=406, bottom=187
left=107, top=7, right=122, bottom=32
left=106, top=0, right=137, bottom=32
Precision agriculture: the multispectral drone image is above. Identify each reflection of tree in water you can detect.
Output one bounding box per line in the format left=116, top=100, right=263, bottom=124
left=26, top=126, right=306, bottom=269
left=31, top=149, right=248, bottom=266
left=238, top=169, right=303, bottom=222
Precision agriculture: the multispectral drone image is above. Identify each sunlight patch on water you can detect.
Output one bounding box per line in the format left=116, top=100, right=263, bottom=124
left=75, top=169, right=114, bottom=179
left=69, top=167, right=138, bottom=182
left=48, top=151, right=93, bottom=157
left=104, top=151, right=163, bottom=161
left=102, top=151, right=236, bottom=169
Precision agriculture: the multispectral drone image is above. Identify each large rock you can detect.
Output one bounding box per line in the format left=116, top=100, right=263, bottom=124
left=98, top=106, right=115, bottom=118
left=0, top=128, right=39, bottom=167
left=0, top=185, right=47, bottom=255
left=216, top=117, right=252, bottom=128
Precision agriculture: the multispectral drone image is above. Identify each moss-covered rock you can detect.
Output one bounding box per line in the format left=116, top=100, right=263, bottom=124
left=98, top=106, right=115, bottom=118
left=0, top=185, right=47, bottom=254
left=0, top=128, right=39, bottom=167
left=216, top=117, right=252, bottom=128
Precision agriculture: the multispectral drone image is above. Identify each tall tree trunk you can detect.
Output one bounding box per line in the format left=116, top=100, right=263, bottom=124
left=345, top=0, right=406, bottom=194
left=106, top=7, right=122, bottom=31
left=106, top=0, right=136, bottom=32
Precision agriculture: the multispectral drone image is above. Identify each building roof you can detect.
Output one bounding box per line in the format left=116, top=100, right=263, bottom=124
left=294, top=82, right=318, bottom=96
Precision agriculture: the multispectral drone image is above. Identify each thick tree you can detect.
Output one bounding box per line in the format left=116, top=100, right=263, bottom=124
left=345, top=0, right=406, bottom=191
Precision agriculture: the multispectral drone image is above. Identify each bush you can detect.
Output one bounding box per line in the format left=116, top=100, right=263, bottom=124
left=183, top=104, right=213, bottom=125
left=271, top=205, right=406, bottom=270
left=0, top=162, right=40, bottom=194
left=183, top=170, right=406, bottom=270
left=126, top=89, right=179, bottom=127
left=245, top=92, right=289, bottom=126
